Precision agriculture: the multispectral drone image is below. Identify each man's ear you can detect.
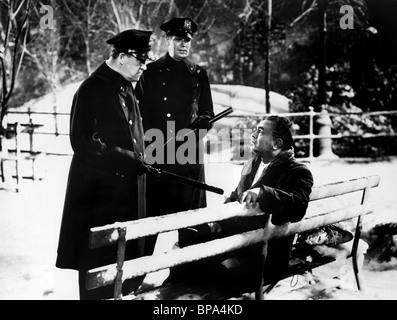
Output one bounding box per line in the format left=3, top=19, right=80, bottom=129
left=273, top=138, right=283, bottom=150
left=119, top=53, right=127, bottom=65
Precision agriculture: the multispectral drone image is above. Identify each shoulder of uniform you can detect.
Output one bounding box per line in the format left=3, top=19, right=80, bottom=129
left=183, top=58, right=196, bottom=73
left=185, top=59, right=209, bottom=76
left=195, top=64, right=207, bottom=75
left=146, top=60, right=159, bottom=70
left=86, top=69, right=126, bottom=95
left=146, top=55, right=167, bottom=72
left=195, top=63, right=209, bottom=77
left=79, top=75, right=107, bottom=92
left=154, top=55, right=168, bottom=66
left=73, top=77, right=111, bottom=103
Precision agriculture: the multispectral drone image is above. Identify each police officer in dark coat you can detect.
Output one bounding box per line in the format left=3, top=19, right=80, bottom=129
left=136, top=17, right=214, bottom=251
left=56, top=29, right=155, bottom=300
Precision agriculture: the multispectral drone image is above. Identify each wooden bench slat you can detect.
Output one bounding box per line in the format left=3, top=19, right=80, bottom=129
left=89, top=202, right=258, bottom=249
left=309, top=175, right=380, bottom=201
left=85, top=174, right=381, bottom=299
left=126, top=255, right=337, bottom=301
left=89, top=175, right=380, bottom=249
left=87, top=228, right=266, bottom=290
left=86, top=202, right=374, bottom=290
left=269, top=203, right=374, bottom=240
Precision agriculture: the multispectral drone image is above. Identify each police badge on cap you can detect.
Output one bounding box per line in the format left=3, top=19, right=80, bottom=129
left=160, top=17, right=198, bottom=41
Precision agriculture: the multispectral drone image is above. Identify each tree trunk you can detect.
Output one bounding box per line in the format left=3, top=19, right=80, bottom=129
left=264, top=0, right=272, bottom=113
left=317, top=0, right=327, bottom=108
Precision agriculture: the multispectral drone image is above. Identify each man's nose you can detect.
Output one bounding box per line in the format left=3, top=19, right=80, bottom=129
left=252, top=130, right=258, bottom=139
left=140, top=63, right=147, bottom=71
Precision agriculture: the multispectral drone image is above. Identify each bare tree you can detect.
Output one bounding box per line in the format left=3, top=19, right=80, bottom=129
left=59, top=0, right=111, bottom=75
left=21, top=0, right=63, bottom=134
left=108, top=0, right=154, bottom=32
left=0, top=0, right=34, bottom=126
left=106, top=0, right=180, bottom=57
left=280, top=0, right=369, bottom=108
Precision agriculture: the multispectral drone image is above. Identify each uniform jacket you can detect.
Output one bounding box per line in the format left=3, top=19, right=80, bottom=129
left=224, top=151, right=314, bottom=283
left=135, top=53, right=214, bottom=217
left=56, top=62, right=146, bottom=271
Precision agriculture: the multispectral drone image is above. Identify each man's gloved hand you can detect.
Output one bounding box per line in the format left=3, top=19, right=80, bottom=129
left=191, top=115, right=212, bottom=130
left=137, top=154, right=160, bottom=176
left=90, top=132, right=107, bottom=156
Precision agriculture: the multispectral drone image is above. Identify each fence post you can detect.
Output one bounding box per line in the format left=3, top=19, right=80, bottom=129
left=314, top=105, right=338, bottom=159
left=308, top=107, right=315, bottom=164
left=114, top=227, right=127, bottom=300
left=53, top=105, right=59, bottom=136
left=27, top=108, right=34, bottom=154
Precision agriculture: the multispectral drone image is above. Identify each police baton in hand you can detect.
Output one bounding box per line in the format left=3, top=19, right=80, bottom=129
left=206, top=106, right=234, bottom=126
left=190, top=106, right=234, bottom=130
left=138, top=155, right=224, bottom=195
left=163, top=107, right=234, bottom=147
left=144, top=108, right=234, bottom=195
left=151, top=167, right=224, bottom=195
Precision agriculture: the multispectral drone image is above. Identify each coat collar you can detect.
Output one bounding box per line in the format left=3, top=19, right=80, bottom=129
left=156, top=53, right=197, bottom=74
left=91, top=62, right=133, bottom=94
left=267, top=149, right=295, bottom=169
left=242, top=150, right=294, bottom=185
left=90, top=62, right=136, bottom=142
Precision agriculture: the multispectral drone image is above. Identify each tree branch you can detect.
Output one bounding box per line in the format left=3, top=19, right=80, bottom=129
left=4, top=0, right=32, bottom=105
left=110, top=0, right=123, bottom=33
left=289, top=0, right=318, bottom=28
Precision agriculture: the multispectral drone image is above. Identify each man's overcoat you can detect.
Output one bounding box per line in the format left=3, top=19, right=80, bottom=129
left=136, top=53, right=214, bottom=218
left=56, top=63, right=146, bottom=271
left=224, top=152, right=314, bottom=283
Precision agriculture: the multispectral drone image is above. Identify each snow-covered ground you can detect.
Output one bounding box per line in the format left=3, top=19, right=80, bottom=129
left=1, top=153, right=397, bottom=300
left=1, top=83, right=396, bottom=300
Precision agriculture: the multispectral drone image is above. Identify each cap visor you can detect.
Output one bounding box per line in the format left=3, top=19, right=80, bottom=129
left=171, top=30, right=192, bottom=41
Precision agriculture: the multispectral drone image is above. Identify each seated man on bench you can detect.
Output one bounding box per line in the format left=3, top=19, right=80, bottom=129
left=166, top=115, right=314, bottom=293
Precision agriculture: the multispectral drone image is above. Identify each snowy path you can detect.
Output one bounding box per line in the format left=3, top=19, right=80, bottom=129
left=1, top=155, right=397, bottom=300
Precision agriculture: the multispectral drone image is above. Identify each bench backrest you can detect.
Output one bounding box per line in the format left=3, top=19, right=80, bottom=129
left=86, top=174, right=380, bottom=299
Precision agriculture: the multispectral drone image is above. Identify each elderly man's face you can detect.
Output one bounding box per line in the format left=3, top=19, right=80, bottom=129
left=119, top=53, right=147, bottom=82
left=251, top=119, right=277, bottom=163
left=167, top=35, right=191, bottom=60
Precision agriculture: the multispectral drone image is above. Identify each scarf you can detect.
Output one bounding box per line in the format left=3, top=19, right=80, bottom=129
left=267, top=148, right=295, bottom=169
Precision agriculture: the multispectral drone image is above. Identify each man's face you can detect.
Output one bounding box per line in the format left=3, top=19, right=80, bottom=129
left=251, top=120, right=276, bottom=162
left=167, top=35, right=191, bottom=60
left=120, top=53, right=147, bottom=82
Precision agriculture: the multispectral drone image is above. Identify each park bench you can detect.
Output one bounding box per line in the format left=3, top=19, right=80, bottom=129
left=86, top=174, right=380, bottom=300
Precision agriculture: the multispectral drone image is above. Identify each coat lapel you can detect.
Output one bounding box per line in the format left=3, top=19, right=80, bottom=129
left=93, top=63, right=136, bottom=146
left=238, top=156, right=262, bottom=193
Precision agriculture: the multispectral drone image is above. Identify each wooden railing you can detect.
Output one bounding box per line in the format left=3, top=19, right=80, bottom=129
left=1, top=106, right=396, bottom=187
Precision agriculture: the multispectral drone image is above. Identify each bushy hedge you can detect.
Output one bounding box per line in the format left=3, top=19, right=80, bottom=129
left=286, top=63, right=397, bottom=158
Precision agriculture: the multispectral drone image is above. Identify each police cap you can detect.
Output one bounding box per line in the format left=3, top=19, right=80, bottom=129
left=160, top=17, right=197, bottom=41
left=107, top=29, right=152, bottom=54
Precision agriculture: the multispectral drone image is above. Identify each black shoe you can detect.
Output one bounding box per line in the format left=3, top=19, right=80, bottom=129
left=300, top=225, right=353, bottom=247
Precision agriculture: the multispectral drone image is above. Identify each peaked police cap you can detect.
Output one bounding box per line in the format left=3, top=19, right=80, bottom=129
left=107, top=29, right=152, bottom=54
left=160, top=17, right=198, bottom=41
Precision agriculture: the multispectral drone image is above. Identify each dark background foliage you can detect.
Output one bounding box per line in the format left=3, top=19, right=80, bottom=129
left=1, top=0, right=396, bottom=158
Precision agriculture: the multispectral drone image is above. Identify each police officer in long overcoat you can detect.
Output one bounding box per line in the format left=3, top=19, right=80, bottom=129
left=56, top=30, right=154, bottom=300
left=136, top=18, right=214, bottom=251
